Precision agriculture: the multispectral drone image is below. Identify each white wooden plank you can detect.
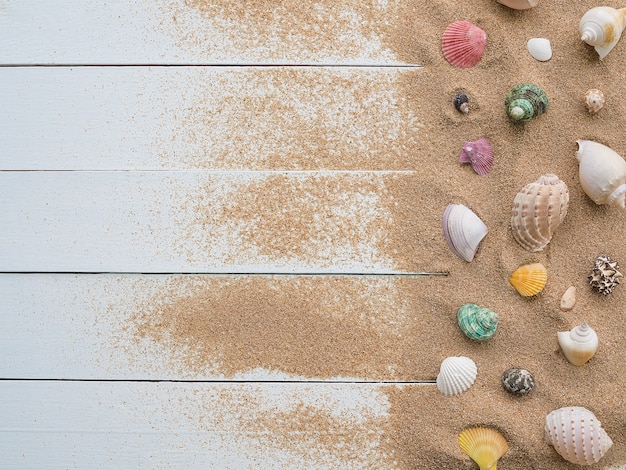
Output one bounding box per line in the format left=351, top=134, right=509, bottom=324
left=0, top=0, right=419, bottom=65
left=0, top=274, right=450, bottom=381
left=0, top=380, right=401, bottom=469
left=0, top=171, right=447, bottom=273
left=0, top=66, right=422, bottom=171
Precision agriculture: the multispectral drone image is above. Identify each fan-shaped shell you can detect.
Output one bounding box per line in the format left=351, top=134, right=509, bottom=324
left=442, top=204, right=488, bottom=262
left=557, top=322, right=598, bottom=366
left=510, top=174, right=569, bottom=252
left=501, top=367, right=535, bottom=395
left=442, top=21, right=487, bottom=68
left=458, top=427, right=508, bottom=470
left=545, top=406, right=613, bottom=465
left=459, top=138, right=494, bottom=175
left=436, top=356, right=477, bottom=396
left=457, top=303, right=498, bottom=341
left=584, top=89, right=605, bottom=113
left=509, top=263, right=547, bottom=296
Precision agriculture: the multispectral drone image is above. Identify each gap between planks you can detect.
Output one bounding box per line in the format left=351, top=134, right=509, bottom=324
left=0, top=63, right=422, bottom=68
left=0, top=378, right=436, bottom=385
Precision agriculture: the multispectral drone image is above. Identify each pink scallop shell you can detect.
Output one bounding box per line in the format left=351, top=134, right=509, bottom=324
left=459, top=138, right=494, bottom=175
left=442, top=21, right=487, bottom=68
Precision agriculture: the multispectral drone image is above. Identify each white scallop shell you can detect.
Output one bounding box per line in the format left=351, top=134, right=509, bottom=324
left=442, top=204, right=488, bottom=262
left=576, top=140, right=626, bottom=209
left=545, top=406, right=613, bottom=465
left=527, top=38, right=552, bottom=61
left=436, top=356, right=477, bottom=396
left=557, top=322, right=598, bottom=366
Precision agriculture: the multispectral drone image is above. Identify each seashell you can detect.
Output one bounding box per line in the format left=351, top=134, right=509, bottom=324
left=527, top=38, right=552, bottom=61
left=510, top=174, right=569, bottom=252
left=458, top=427, right=508, bottom=470
left=459, top=138, right=494, bottom=175
left=579, top=6, right=626, bottom=60
left=454, top=91, right=470, bottom=114
left=457, top=303, right=498, bottom=341
left=557, top=322, right=598, bottom=366
left=442, top=204, right=488, bottom=262
left=442, top=21, right=487, bottom=68
left=509, top=263, right=547, bottom=297
left=436, top=356, right=477, bottom=396
left=559, top=286, right=577, bottom=311
left=545, top=406, right=613, bottom=465
left=575, top=140, right=626, bottom=209
left=497, top=0, right=538, bottom=9
left=589, top=254, right=623, bottom=295
left=501, top=367, right=535, bottom=395
left=505, top=84, right=549, bottom=123
left=584, top=89, right=605, bottom=113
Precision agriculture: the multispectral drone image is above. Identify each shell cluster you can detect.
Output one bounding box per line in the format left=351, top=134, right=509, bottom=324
left=459, top=138, right=494, bottom=175
left=436, top=356, right=477, bottom=396
left=501, top=367, right=535, bottom=395
left=545, top=406, right=613, bottom=465
left=509, top=263, right=547, bottom=297
left=579, top=6, right=626, bottom=60
left=442, top=204, right=488, bottom=262
left=576, top=140, right=626, bottom=210
left=510, top=174, right=569, bottom=252
left=442, top=21, right=487, bottom=68
left=505, top=84, right=549, bottom=123
left=557, top=322, right=598, bottom=366
left=457, top=303, right=498, bottom=341
left=589, top=254, right=622, bottom=295
left=458, top=427, right=508, bottom=470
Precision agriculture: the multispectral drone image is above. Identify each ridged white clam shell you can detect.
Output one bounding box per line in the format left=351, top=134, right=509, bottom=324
left=436, top=356, right=477, bottom=396
left=576, top=140, right=626, bottom=209
left=527, top=38, right=552, bottom=61
left=557, top=322, right=598, bottom=366
left=442, top=204, right=488, bottom=262
left=545, top=406, right=613, bottom=465
left=510, top=174, right=569, bottom=252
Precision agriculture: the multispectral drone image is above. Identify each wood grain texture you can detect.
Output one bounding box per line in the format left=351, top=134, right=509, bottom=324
left=0, top=0, right=421, bottom=66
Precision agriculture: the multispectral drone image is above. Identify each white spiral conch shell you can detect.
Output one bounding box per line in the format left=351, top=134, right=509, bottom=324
left=442, top=204, right=488, bottom=262
left=436, top=356, right=477, bottom=396
left=579, top=6, right=626, bottom=59
left=497, top=0, right=538, bottom=9
left=510, top=174, right=569, bottom=252
left=545, top=406, right=613, bottom=465
left=557, top=322, right=598, bottom=366
left=576, top=140, right=626, bottom=209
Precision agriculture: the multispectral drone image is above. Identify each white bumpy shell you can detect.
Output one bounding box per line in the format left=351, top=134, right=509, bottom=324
left=576, top=140, right=626, bottom=209
left=545, top=406, right=613, bottom=465
left=436, top=356, right=477, bottom=396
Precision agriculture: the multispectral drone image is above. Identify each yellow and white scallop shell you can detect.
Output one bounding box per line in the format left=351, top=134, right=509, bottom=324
left=459, top=427, right=508, bottom=470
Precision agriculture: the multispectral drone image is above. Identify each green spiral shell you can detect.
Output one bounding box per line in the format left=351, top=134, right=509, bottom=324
left=457, top=303, right=498, bottom=341
left=505, top=84, right=549, bottom=123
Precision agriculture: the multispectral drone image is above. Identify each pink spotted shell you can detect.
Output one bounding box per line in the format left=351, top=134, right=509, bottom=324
left=459, top=138, right=494, bottom=175
left=442, top=21, right=487, bottom=68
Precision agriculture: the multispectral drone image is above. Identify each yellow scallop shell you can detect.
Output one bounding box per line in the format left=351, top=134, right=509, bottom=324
left=459, top=427, right=508, bottom=470
left=509, top=263, right=547, bottom=296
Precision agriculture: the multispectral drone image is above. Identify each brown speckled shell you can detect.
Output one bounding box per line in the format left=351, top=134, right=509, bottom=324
left=510, top=174, right=569, bottom=252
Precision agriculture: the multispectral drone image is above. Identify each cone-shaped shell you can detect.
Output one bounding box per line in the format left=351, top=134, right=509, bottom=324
left=576, top=140, right=626, bottom=209
left=436, top=356, right=477, bottom=396
left=442, top=204, right=488, bottom=262
left=509, top=263, right=547, bottom=296
left=505, top=84, right=549, bottom=122
left=459, top=427, right=508, bottom=470
left=584, top=89, right=605, bottom=113
left=510, top=174, right=569, bottom=252
left=457, top=303, right=498, bottom=341
left=442, top=21, right=487, bottom=68
left=545, top=406, right=613, bottom=465
left=459, top=138, right=494, bottom=175
left=557, top=322, right=598, bottom=366
left=497, top=0, right=538, bottom=9
left=579, top=7, right=626, bottom=59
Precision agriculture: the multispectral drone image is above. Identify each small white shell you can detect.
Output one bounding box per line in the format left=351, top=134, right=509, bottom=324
left=557, top=322, right=598, bottom=366
left=436, top=356, right=477, bottom=396
left=584, top=89, right=605, bottom=113
left=559, top=286, right=576, bottom=311
left=527, top=38, right=552, bottom=61
left=442, top=204, right=488, bottom=262
left=545, top=406, right=613, bottom=465
left=497, top=0, right=538, bottom=9
left=576, top=140, right=626, bottom=209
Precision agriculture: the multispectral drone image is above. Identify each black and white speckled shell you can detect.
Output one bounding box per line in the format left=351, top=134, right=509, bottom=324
left=502, top=368, right=535, bottom=395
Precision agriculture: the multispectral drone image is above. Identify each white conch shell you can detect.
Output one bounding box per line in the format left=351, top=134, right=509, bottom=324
left=579, top=6, right=626, bottom=59
left=436, top=356, right=477, bottom=396
left=497, top=0, right=538, bottom=10
left=576, top=140, right=626, bottom=209
left=545, top=406, right=613, bottom=465
left=442, top=204, right=488, bottom=262
left=557, top=322, right=598, bottom=366
left=527, top=38, right=552, bottom=61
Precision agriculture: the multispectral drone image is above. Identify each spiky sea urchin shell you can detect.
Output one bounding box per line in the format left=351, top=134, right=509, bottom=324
left=589, top=254, right=623, bottom=295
